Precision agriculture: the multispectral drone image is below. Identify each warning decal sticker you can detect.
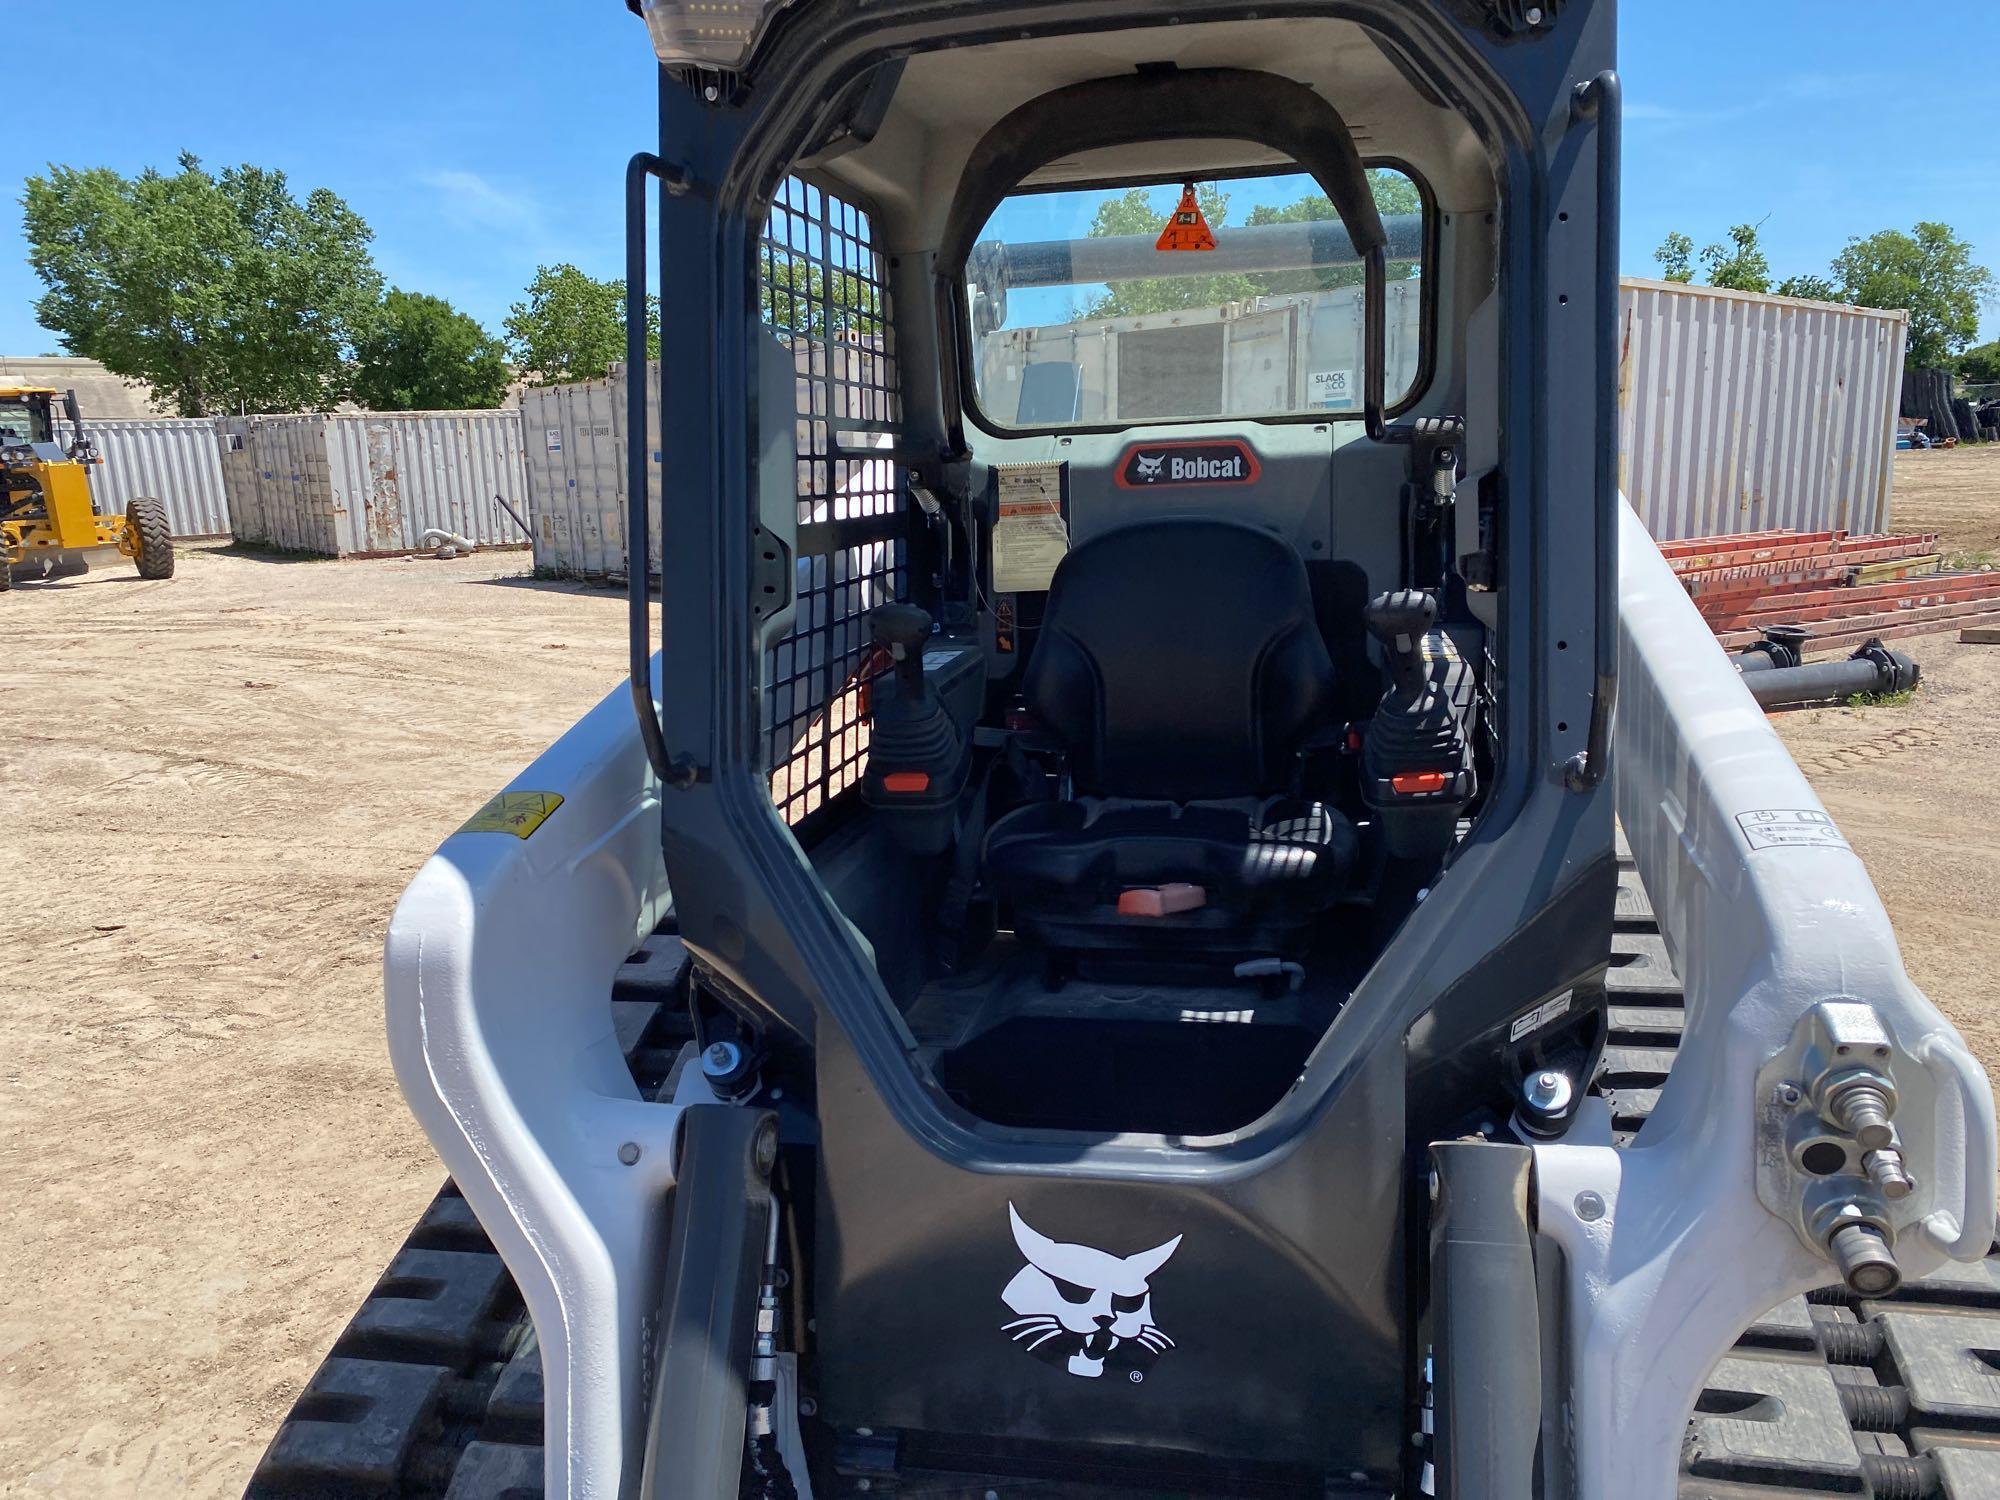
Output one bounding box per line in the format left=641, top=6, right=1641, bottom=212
left=460, top=791, right=566, bottom=840
left=1115, top=440, right=1262, bottom=490
left=1736, top=809, right=1850, bottom=852
left=1155, top=182, right=1217, bottom=253
left=1509, top=990, right=1574, bottom=1043
left=992, top=463, right=1069, bottom=595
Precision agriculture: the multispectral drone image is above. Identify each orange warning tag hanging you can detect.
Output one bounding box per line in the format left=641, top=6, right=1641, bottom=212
left=1155, top=182, right=1217, bottom=253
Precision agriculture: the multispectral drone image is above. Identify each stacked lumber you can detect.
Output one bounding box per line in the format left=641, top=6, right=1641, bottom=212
left=1663, top=529, right=2000, bottom=656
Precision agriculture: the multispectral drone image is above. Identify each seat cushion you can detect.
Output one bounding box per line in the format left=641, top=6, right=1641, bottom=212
left=986, top=797, right=1357, bottom=923
left=1021, top=519, right=1338, bottom=801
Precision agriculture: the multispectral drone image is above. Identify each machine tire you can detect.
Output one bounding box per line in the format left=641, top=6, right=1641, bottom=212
left=252, top=879, right=2000, bottom=1498
left=128, top=497, right=174, bottom=580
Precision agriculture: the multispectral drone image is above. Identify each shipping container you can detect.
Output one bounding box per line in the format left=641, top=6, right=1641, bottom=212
left=1618, top=279, right=1908, bottom=542
left=520, top=365, right=660, bottom=580
left=87, top=417, right=232, bottom=537
left=220, top=411, right=531, bottom=556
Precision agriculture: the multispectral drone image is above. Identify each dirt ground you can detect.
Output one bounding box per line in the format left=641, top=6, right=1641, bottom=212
left=1889, top=443, right=2000, bottom=564
left=0, top=446, right=1996, bottom=1497
left=0, top=546, right=641, bottom=1496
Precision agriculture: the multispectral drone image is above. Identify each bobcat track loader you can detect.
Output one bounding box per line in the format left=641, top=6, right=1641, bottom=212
left=251, top=3, right=2000, bottom=1497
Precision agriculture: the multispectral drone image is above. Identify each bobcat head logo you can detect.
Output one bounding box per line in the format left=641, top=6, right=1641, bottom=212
left=1000, top=1204, right=1181, bottom=1380
left=1133, top=452, right=1166, bottom=481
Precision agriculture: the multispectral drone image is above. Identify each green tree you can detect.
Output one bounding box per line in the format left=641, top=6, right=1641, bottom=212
left=351, top=290, right=510, bottom=411
left=1087, top=185, right=1259, bottom=317
left=1833, top=223, right=1996, bottom=369
left=1654, top=231, right=1695, bottom=284
left=504, top=264, right=658, bottom=386
left=1700, top=223, right=1772, bottom=293
left=1957, top=341, right=2000, bottom=386
left=1775, top=274, right=1839, bottom=302
left=759, top=250, right=884, bottom=339
left=23, top=153, right=381, bottom=416
left=1086, top=173, right=1421, bottom=317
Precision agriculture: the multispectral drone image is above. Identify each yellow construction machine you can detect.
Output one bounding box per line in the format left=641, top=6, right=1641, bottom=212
left=0, top=384, right=173, bottom=589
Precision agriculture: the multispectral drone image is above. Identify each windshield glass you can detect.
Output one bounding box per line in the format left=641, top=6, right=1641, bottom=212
left=966, top=167, right=1425, bottom=429
left=0, top=398, right=51, bottom=447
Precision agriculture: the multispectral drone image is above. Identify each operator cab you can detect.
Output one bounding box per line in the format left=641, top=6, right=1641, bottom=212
left=650, top=11, right=1594, bottom=1148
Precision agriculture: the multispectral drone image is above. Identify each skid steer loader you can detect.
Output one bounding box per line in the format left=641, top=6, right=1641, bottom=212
left=0, top=385, right=173, bottom=588
left=251, top=3, right=2000, bottom=1497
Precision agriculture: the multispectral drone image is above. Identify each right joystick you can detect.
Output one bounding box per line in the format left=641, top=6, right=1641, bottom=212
left=1364, top=590, right=1438, bottom=701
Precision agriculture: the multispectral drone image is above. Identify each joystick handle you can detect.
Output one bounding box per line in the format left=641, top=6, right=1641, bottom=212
left=1364, top=590, right=1438, bottom=699
left=873, top=604, right=934, bottom=692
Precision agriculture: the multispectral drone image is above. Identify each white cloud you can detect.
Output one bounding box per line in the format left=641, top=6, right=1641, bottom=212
left=417, top=169, right=544, bottom=233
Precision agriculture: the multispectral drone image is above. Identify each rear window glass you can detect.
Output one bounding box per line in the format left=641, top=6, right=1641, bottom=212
left=966, top=167, right=1426, bottom=429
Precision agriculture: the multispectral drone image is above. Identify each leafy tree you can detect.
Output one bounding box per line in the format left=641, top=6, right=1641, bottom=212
left=504, top=264, right=658, bottom=386
left=1700, top=223, right=1772, bottom=293
left=1775, top=274, right=1840, bottom=303
left=1957, top=341, right=2000, bottom=386
left=1087, top=185, right=1259, bottom=317
left=351, top=290, right=510, bottom=411
left=760, top=250, right=883, bottom=340
left=1654, top=231, right=1695, bottom=284
left=1086, top=173, right=1421, bottom=317
left=1833, top=223, right=1995, bottom=369
left=23, top=153, right=381, bottom=415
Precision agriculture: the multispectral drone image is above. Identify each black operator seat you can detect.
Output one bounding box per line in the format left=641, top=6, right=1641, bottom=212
left=985, top=518, right=1358, bottom=955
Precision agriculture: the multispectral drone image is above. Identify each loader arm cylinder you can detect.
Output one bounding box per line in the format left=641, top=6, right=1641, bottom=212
left=1430, top=1141, right=1541, bottom=1500
left=640, top=1106, right=777, bottom=1500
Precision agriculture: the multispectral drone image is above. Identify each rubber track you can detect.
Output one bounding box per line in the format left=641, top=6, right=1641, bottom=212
left=248, top=885, right=2000, bottom=1498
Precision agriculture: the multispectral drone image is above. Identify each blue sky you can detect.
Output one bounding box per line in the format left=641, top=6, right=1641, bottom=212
left=5, top=1, right=1996, bottom=357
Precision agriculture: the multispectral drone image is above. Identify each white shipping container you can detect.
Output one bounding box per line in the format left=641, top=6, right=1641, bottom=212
left=1618, top=279, right=1908, bottom=541
left=221, top=411, right=531, bottom=556
left=521, top=366, right=662, bottom=580
left=87, top=417, right=232, bottom=537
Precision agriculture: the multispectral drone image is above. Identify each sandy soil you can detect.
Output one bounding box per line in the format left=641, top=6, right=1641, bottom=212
left=0, top=545, right=640, bottom=1497
left=1892, top=444, right=2000, bottom=563
left=1, top=458, right=1996, bottom=1496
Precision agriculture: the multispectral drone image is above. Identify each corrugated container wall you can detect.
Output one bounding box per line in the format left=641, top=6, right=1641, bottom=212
left=87, top=418, right=232, bottom=537
left=220, top=412, right=531, bottom=557
left=520, top=364, right=662, bottom=580
left=1618, top=279, right=1908, bottom=541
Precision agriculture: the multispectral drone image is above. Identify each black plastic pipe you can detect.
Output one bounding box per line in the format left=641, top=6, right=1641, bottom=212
left=625, top=150, right=674, bottom=784
left=1430, top=1141, right=1541, bottom=1500
left=1741, top=640, right=1920, bottom=709
left=1566, top=71, right=1623, bottom=793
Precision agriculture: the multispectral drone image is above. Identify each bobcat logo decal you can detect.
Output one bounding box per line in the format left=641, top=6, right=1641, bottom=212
left=1133, top=452, right=1166, bottom=481
left=1000, top=1204, right=1181, bottom=1380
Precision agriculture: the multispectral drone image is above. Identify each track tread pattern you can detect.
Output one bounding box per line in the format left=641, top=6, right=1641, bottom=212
left=253, top=890, right=2000, bottom=1499
left=244, top=937, right=689, bottom=1498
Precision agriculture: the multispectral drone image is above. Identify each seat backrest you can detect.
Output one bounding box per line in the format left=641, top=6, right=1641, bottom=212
left=1021, top=518, right=1337, bottom=801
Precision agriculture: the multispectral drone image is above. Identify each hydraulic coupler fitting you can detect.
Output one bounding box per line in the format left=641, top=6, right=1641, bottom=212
left=1828, top=1222, right=1902, bottom=1297
left=1817, top=1069, right=1899, bottom=1152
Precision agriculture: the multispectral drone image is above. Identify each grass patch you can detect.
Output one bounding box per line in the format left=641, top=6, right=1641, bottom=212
left=1941, top=548, right=1998, bottom=572
left=1845, top=687, right=1918, bottom=709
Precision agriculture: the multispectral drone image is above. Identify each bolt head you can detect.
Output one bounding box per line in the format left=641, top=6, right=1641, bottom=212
left=702, top=1040, right=743, bottom=1078
left=798, top=1395, right=817, bottom=1417
left=1574, top=1190, right=1607, bottom=1222
left=617, top=1141, right=641, bottom=1166
left=1525, top=5, right=1545, bottom=23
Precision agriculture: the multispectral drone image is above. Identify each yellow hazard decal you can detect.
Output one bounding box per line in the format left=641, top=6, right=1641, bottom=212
left=460, top=791, right=565, bottom=840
